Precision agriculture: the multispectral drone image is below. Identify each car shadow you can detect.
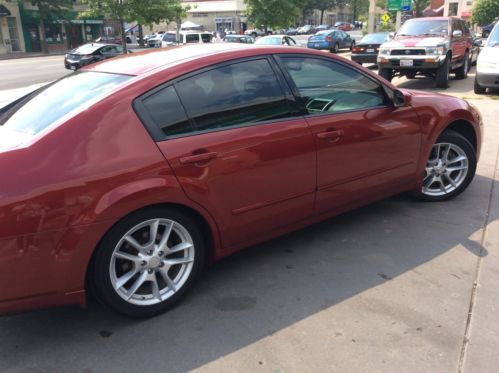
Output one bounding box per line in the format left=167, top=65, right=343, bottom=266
left=0, top=173, right=496, bottom=371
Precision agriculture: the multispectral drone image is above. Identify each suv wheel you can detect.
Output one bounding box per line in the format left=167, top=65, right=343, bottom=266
left=435, top=56, right=450, bottom=88
left=474, top=76, right=486, bottom=94
left=455, top=52, right=469, bottom=79
left=379, top=68, right=393, bottom=82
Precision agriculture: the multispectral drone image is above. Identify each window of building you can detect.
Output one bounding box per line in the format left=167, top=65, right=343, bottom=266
left=45, top=23, right=62, bottom=43
left=448, top=3, right=459, bottom=16
left=279, top=57, right=388, bottom=114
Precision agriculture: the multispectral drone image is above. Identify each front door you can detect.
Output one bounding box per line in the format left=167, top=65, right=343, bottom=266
left=135, top=58, right=317, bottom=249
left=277, top=55, right=422, bottom=213
left=26, top=23, right=41, bottom=52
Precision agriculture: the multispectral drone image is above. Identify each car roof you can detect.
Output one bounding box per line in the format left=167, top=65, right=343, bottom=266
left=82, top=43, right=316, bottom=76
left=73, top=43, right=110, bottom=53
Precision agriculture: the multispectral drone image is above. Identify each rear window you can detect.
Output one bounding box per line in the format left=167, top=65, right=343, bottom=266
left=0, top=71, right=131, bottom=137
left=359, top=33, right=390, bottom=44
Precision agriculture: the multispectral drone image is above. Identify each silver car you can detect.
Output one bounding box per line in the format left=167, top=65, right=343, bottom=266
left=475, top=23, right=499, bottom=93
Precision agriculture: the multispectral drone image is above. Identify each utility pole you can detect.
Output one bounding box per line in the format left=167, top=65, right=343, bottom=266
left=395, top=10, right=401, bottom=31
left=368, top=0, right=376, bottom=33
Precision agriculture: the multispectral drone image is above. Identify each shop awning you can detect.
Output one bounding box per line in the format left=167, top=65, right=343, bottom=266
left=0, top=5, right=11, bottom=17
left=181, top=21, right=201, bottom=29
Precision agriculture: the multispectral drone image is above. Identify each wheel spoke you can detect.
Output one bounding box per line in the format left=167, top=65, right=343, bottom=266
left=447, top=155, right=466, bottom=165
left=443, top=144, right=451, bottom=162
left=151, top=275, right=162, bottom=301
left=444, top=173, right=457, bottom=188
left=158, top=222, right=173, bottom=251
left=446, top=165, right=467, bottom=173
left=168, top=242, right=193, bottom=254
left=164, top=257, right=193, bottom=266
left=424, top=174, right=436, bottom=188
left=148, top=220, right=160, bottom=245
left=114, top=251, right=140, bottom=263
left=126, top=272, right=148, bottom=300
left=159, top=268, right=177, bottom=292
left=116, top=268, right=138, bottom=289
left=124, top=235, right=145, bottom=251
left=438, top=179, right=447, bottom=194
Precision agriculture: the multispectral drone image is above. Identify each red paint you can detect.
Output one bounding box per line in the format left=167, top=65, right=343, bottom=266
left=0, top=44, right=482, bottom=315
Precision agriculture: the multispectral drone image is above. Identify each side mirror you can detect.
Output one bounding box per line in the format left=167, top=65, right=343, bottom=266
left=452, top=30, right=463, bottom=37
left=393, top=89, right=406, bottom=107
left=474, top=39, right=483, bottom=47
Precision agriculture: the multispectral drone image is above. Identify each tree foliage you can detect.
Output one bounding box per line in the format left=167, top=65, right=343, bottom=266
left=243, top=0, right=303, bottom=30
left=472, top=0, right=499, bottom=26
left=413, top=0, right=430, bottom=17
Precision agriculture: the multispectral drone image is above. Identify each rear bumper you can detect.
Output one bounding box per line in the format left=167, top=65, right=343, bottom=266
left=307, top=42, right=332, bottom=50
left=351, top=53, right=378, bottom=64
left=377, top=55, right=446, bottom=70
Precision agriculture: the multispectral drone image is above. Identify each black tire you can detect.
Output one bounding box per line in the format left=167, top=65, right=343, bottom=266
left=251, top=32, right=257, bottom=38
left=482, top=30, right=490, bottom=38
left=455, top=52, right=469, bottom=79
left=91, top=206, right=206, bottom=318
left=416, top=130, right=476, bottom=202
left=332, top=43, right=339, bottom=53
left=379, top=68, right=393, bottom=82
left=406, top=72, right=416, bottom=79
left=435, top=56, right=450, bottom=88
left=474, top=76, right=486, bottom=94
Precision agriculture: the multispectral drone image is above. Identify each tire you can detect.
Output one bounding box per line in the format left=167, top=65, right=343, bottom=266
left=251, top=32, right=257, bottom=38
left=332, top=43, right=339, bottom=53
left=379, top=68, right=393, bottom=82
left=435, top=56, right=450, bottom=88
left=416, top=130, right=476, bottom=202
left=474, top=76, right=486, bottom=94
left=91, top=206, right=206, bottom=318
left=455, top=52, right=469, bottom=79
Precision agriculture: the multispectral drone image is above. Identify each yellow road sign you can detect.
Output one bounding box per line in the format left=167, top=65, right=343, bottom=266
left=382, top=13, right=390, bottom=23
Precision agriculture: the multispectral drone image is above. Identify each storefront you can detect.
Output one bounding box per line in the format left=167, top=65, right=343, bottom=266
left=0, top=3, right=25, bottom=55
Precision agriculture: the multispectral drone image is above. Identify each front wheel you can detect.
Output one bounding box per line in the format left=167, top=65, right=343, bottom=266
left=417, top=131, right=476, bottom=201
left=91, top=207, right=206, bottom=318
left=435, top=56, right=450, bottom=88
left=455, top=52, right=469, bottom=79
left=379, top=68, right=393, bottom=82
left=474, top=77, right=486, bottom=94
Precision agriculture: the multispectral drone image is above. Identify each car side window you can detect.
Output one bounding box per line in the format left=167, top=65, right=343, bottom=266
left=186, top=34, right=199, bottom=43
left=280, top=57, right=388, bottom=114
left=175, top=59, right=292, bottom=133
left=141, top=86, right=192, bottom=137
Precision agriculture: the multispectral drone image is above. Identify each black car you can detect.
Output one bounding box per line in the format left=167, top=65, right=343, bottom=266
left=351, top=32, right=391, bottom=65
left=64, top=43, right=125, bottom=70
left=482, top=20, right=497, bottom=38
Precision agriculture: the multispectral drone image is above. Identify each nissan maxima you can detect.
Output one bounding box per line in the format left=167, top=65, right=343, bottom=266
left=0, top=44, right=483, bottom=317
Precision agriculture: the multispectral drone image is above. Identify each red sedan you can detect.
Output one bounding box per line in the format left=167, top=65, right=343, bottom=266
left=0, top=44, right=482, bottom=317
left=334, top=22, right=352, bottom=31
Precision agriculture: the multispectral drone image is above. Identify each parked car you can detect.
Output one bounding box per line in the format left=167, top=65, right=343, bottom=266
left=0, top=44, right=482, bottom=318
left=64, top=43, right=126, bottom=70
left=474, top=22, right=499, bottom=93
left=351, top=32, right=391, bottom=65
left=315, top=24, right=330, bottom=32
left=377, top=17, right=474, bottom=88
left=334, top=22, right=352, bottom=31
left=147, top=33, right=165, bottom=47
left=95, top=35, right=122, bottom=44
left=298, top=25, right=316, bottom=34
left=307, top=30, right=354, bottom=53
left=286, top=27, right=299, bottom=35
left=223, top=35, right=254, bottom=44
left=255, top=35, right=297, bottom=46
left=159, top=31, right=213, bottom=47
left=244, top=29, right=271, bottom=37
left=481, top=20, right=497, bottom=38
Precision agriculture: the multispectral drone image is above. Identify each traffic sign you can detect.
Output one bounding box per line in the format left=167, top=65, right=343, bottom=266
left=382, top=13, right=391, bottom=24
left=388, top=0, right=411, bottom=11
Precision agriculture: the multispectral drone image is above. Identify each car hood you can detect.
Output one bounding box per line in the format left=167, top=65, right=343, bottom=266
left=477, top=46, right=499, bottom=62
left=382, top=36, right=447, bottom=48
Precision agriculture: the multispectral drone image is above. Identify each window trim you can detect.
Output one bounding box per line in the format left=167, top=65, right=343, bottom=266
left=273, top=54, right=393, bottom=118
left=133, top=56, right=299, bottom=142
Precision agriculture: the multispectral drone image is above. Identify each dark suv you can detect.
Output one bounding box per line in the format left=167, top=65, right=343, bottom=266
left=377, top=17, right=474, bottom=88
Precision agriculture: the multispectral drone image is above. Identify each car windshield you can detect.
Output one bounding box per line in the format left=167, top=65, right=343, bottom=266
left=398, top=19, right=448, bottom=36
left=73, top=43, right=101, bottom=54
left=163, top=33, right=176, bottom=42
left=0, top=72, right=131, bottom=139
left=256, top=37, right=282, bottom=45
left=360, top=33, right=390, bottom=44
left=487, top=26, right=499, bottom=47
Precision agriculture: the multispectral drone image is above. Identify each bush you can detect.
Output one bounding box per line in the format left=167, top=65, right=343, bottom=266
left=472, top=0, right=499, bottom=26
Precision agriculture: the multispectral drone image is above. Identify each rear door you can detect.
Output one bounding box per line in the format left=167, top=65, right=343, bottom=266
left=134, top=58, right=317, bottom=249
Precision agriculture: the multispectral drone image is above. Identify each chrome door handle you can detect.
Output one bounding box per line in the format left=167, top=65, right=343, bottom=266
left=180, top=152, right=218, bottom=165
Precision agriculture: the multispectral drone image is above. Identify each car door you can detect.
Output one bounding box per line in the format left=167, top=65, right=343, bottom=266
left=451, top=19, right=466, bottom=65
left=276, top=55, right=422, bottom=213
left=134, top=58, right=317, bottom=249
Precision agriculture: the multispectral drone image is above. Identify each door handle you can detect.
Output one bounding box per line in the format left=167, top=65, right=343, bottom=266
left=316, top=129, right=345, bottom=140
left=180, top=152, right=218, bottom=165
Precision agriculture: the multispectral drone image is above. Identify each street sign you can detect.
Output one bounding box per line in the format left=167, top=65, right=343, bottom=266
left=382, top=13, right=391, bottom=24
left=388, top=0, right=411, bottom=11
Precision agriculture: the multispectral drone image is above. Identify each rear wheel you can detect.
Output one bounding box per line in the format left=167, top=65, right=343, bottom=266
left=455, top=52, right=469, bottom=79
left=92, top=207, right=206, bottom=318
left=474, top=76, right=486, bottom=94
left=435, top=56, right=450, bottom=88
left=379, top=68, right=393, bottom=82
left=417, top=131, right=476, bottom=201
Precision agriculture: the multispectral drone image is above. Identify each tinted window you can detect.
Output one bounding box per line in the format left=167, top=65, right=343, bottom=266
left=0, top=72, right=131, bottom=137
left=163, top=33, right=176, bottom=42
left=201, top=34, right=212, bottom=43
left=359, top=33, right=390, bottom=44
left=176, top=59, right=292, bottom=132
left=398, top=19, right=448, bottom=36
left=280, top=57, right=387, bottom=114
left=141, top=86, right=191, bottom=137
left=186, top=34, right=199, bottom=43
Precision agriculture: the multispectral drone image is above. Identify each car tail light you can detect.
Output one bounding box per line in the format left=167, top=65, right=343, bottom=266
left=326, top=36, right=332, bottom=42
left=352, top=47, right=361, bottom=52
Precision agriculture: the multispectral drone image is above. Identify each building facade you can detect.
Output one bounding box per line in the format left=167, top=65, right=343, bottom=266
left=443, top=0, right=474, bottom=21
left=0, top=2, right=26, bottom=55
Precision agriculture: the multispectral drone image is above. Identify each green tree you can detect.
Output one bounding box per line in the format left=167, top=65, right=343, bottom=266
left=29, top=0, right=75, bottom=54
left=81, top=0, right=185, bottom=52
left=413, top=0, right=430, bottom=17
left=310, top=0, right=337, bottom=24
left=349, top=0, right=369, bottom=21
left=244, top=0, right=303, bottom=31
left=472, top=0, right=499, bottom=26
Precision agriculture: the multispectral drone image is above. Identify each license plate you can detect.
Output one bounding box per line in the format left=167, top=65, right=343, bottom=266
left=70, top=65, right=77, bottom=70
left=400, top=60, right=413, bottom=67
left=367, top=48, right=375, bottom=53
left=314, top=43, right=320, bottom=47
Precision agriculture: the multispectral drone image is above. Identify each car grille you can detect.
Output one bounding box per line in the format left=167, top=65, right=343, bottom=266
left=67, top=54, right=82, bottom=61
left=390, top=49, right=425, bottom=56
left=391, top=60, right=423, bottom=67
